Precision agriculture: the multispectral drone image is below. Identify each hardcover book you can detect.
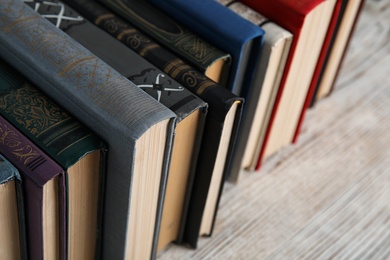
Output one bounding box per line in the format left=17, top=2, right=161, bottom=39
left=293, top=0, right=347, bottom=142
left=240, top=0, right=337, bottom=167
left=25, top=0, right=208, bottom=252
left=64, top=0, right=244, bottom=248
left=0, top=1, right=177, bottom=259
left=218, top=0, right=293, bottom=178
left=0, top=58, right=105, bottom=260
left=0, top=153, right=26, bottom=260
left=0, top=115, right=66, bottom=260
left=313, top=0, right=365, bottom=102
left=99, top=0, right=232, bottom=86
left=147, top=0, right=265, bottom=97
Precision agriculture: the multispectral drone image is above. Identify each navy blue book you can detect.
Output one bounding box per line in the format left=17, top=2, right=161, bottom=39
left=147, top=0, right=265, bottom=98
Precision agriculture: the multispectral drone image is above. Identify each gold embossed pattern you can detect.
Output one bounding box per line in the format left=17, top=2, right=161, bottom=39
left=0, top=122, right=41, bottom=165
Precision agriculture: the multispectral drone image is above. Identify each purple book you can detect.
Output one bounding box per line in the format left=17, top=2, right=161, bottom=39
left=0, top=116, right=66, bottom=260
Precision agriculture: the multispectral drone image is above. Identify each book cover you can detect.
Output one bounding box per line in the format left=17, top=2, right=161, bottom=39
left=0, top=115, right=66, bottom=260
left=0, top=153, right=26, bottom=260
left=98, top=0, right=232, bottom=87
left=0, top=57, right=106, bottom=260
left=147, top=0, right=265, bottom=97
left=63, top=0, right=244, bottom=248
left=220, top=1, right=293, bottom=178
left=239, top=0, right=337, bottom=169
left=25, top=0, right=208, bottom=251
left=0, top=1, right=177, bottom=259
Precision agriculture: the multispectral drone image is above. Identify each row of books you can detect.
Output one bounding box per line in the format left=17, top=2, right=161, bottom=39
left=0, top=0, right=364, bottom=259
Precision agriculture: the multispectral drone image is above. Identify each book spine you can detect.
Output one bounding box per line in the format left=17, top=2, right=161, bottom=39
left=0, top=115, right=66, bottom=260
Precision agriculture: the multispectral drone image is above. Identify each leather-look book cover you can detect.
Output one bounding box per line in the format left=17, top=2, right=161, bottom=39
left=0, top=1, right=176, bottom=259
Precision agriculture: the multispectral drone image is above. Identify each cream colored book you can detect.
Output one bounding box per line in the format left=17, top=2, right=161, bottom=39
left=316, top=0, right=364, bottom=100
left=223, top=2, right=293, bottom=174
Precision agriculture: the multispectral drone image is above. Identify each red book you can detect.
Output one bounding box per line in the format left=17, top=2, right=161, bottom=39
left=240, top=0, right=337, bottom=170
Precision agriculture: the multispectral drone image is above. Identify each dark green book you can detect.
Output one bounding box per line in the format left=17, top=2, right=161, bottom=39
left=0, top=153, right=26, bottom=260
left=62, top=0, right=244, bottom=248
left=0, top=59, right=106, bottom=260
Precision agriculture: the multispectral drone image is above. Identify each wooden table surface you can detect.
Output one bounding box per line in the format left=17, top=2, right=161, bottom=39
left=158, top=0, right=390, bottom=258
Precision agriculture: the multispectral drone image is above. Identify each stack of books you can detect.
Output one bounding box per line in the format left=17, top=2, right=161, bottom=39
left=0, top=0, right=364, bottom=259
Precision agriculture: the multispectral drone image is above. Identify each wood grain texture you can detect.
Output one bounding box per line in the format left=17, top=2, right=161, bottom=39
left=157, top=0, right=390, bottom=258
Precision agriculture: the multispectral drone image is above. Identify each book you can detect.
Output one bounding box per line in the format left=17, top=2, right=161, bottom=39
left=0, top=114, right=66, bottom=260
left=97, top=0, right=232, bottom=87
left=147, top=0, right=265, bottom=97
left=293, top=0, right=347, bottom=142
left=25, top=0, right=208, bottom=252
left=0, top=58, right=105, bottom=260
left=0, top=1, right=177, bottom=259
left=239, top=0, right=337, bottom=167
left=0, top=153, right=26, bottom=260
left=65, top=0, right=244, bottom=249
left=313, top=0, right=365, bottom=102
left=217, top=0, right=293, bottom=178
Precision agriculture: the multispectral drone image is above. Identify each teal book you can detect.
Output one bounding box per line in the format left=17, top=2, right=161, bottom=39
left=0, top=153, right=26, bottom=260
left=0, top=1, right=177, bottom=259
left=0, top=59, right=106, bottom=260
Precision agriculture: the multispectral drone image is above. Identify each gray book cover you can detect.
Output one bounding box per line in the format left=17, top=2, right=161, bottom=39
left=0, top=1, right=177, bottom=259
